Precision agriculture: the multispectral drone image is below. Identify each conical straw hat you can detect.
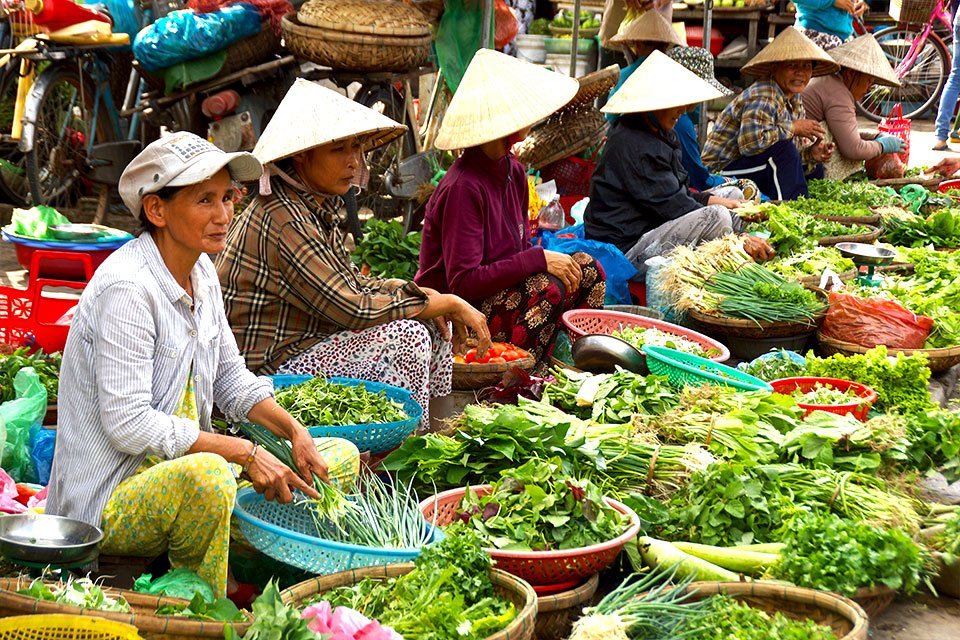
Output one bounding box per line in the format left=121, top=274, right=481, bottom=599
left=253, top=78, right=406, bottom=165
left=434, top=49, right=579, bottom=150
left=602, top=49, right=725, bottom=114
left=829, top=34, right=901, bottom=87
left=741, top=26, right=839, bottom=78
left=610, top=9, right=683, bottom=49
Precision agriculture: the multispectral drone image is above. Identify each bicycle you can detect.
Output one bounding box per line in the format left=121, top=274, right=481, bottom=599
left=856, top=0, right=954, bottom=121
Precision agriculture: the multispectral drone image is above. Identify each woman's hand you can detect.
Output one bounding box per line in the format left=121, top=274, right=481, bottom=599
left=290, top=428, right=329, bottom=484
left=792, top=119, right=826, bottom=140
left=247, top=446, right=320, bottom=503
left=810, top=140, right=835, bottom=163
left=743, top=235, right=776, bottom=261
left=544, top=250, right=582, bottom=293
left=416, top=293, right=492, bottom=355
left=931, top=157, right=960, bottom=176
left=707, top=196, right=748, bottom=209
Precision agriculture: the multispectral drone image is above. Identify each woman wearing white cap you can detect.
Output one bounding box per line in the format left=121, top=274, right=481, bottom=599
left=46, top=133, right=352, bottom=599
left=416, top=50, right=606, bottom=375
left=585, top=51, right=774, bottom=277
left=802, top=34, right=904, bottom=179
left=216, top=79, right=490, bottom=431
left=702, top=27, right=839, bottom=200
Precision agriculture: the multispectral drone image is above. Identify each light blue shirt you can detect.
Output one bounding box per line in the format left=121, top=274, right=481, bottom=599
left=46, top=232, right=272, bottom=526
left=794, top=0, right=857, bottom=40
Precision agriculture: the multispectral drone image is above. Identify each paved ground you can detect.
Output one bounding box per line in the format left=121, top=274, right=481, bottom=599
left=0, top=120, right=958, bottom=636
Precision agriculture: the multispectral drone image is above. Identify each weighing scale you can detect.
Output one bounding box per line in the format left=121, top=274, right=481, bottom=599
left=836, top=242, right=897, bottom=287
left=0, top=513, right=103, bottom=576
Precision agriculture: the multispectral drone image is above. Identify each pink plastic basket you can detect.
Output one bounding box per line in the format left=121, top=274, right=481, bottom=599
left=769, top=377, right=878, bottom=422
left=561, top=309, right=730, bottom=362
left=419, top=485, right=641, bottom=587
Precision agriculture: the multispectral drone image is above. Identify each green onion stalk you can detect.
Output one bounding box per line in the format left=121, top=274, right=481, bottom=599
left=569, top=567, right=704, bottom=640
left=237, top=422, right=350, bottom=521
left=700, top=262, right=826, bottom=326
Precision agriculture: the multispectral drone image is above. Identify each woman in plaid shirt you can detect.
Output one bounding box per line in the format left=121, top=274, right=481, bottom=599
left=216, top=79, right=491, bottom=431
left=702, top=27, right=839, bottom=200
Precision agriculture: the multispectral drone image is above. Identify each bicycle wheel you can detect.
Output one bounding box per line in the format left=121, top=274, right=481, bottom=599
left=353, top=82, right=417, bottom=220
left=22, top=64, right=116, bottom=210
left=0, top=22, right=29, bottom=206
left=856, top=26, right=951, bottom=122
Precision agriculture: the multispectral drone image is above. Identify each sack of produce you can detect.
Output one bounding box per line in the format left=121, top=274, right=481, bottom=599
left=821, top=291, right=933, bottom=350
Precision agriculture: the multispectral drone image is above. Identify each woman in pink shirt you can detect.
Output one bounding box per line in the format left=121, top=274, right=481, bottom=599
left=416, top=50, right=606, bottom=373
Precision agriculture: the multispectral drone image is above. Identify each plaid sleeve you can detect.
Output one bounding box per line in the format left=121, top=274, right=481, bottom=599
left=276, top=220, right=428, bottom=331
left=737, top=87, right=794, bottom=157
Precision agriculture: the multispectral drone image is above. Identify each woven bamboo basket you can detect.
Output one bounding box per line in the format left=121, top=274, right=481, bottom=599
left=685, top=287, right=828, bottom=340
left=514, top=107, right=606, bottom=170
left=452, top=356, right=536, bottom=390
left=0, top=614, right=143, bottom=639
left=409, top=0, right=444, bottom=23
left=220, top=24, right=282, bottom=76
left=0, top=578, right=252, bottom=639
left=534, top=574, right=599, bottom=640
left=816, top=331, right=960, bottom=373
left=851, top=585, right=897, bottom=618
left=297, top=0, right=431, bottom=36
left=813, top=214, right=881, bottom=226
left=672, top=582, right=868, bottom=640
left=569, top=65, right=619, bottom=107
left=818, top=225, right=883, bottom=246
left=279, top=563, right=537, bottom=640
left=281, top=13, right=431, bottom=72
left=797, top=268, right=859, bottom=287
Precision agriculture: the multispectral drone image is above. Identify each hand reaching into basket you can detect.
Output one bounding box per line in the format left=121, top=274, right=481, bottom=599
left=247, top=441, right=323, bottom=504
left=743, top=235, right=776, bottom=262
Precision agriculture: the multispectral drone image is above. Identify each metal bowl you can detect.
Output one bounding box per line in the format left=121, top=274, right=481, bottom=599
left=0, top=514, right=103, bottom=566
left=835, top=242, right=897, bottom=266
left=571, top=334, right=646, bottom=374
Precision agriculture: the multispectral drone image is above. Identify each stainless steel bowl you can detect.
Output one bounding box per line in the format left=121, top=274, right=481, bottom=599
left=571, top=334, right=646, bottom=374
left=0, top=514, right=103, bottom=566
left=835, top=242, right=897, bottom=266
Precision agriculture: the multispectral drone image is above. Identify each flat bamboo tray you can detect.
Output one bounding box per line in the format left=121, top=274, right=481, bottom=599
left=816, top=332, right=960, bottom=373
left=0, top=578, right=251, bottom=639
left=851, top=585, right=896, bottom=618
left=818, top=225, right=883, bottom=246
left=813, top=213, right=881, bottom=226
left=280, top=563, right=537, bottom=640
left=685, top=287, right=828, bottom=339
left=535, top=573, right=598, bottom=640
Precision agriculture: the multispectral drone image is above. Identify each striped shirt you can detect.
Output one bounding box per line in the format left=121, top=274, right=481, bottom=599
left=45, top=232, right=273, bottom=527
left=216, top=169, right=428, bottom=374
left=702, top=79, right=810, bottom=172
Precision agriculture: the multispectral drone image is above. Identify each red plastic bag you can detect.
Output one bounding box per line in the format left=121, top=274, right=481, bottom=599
left=494, top=0, right=519, bottom=49
left=865, top=152, right=905, bottom=180
left=822, top=292, right=933, bottom=350
left=878, top=103, right=911, bottom=165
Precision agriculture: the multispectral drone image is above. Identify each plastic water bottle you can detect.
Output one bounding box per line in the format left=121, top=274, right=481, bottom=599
left=644, top=256, right=677, bottom=323
left=537, top=197, right=566, bottom=232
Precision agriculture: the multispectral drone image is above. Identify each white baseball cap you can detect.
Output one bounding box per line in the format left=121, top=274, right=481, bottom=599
left=119, top=132, right=263, bottom=216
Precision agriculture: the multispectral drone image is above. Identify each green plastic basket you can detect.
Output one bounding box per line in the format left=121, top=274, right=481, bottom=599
left=641, top=345, right=773, bottom=392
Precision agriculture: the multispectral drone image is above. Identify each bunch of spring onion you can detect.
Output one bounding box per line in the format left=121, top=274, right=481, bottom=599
left=632, top=386, right=794, bottom=465
left=579, top=422, right=717, bottom=497
left=701, top=262, right=826, bottom=325
left=238, top=422, right=350, bottom=521
left=319, top=474, right=436, bottom=549
left=759, top=463, right=922, bottom=533
left=568, top=567, right=703, bottom=640
left=660, top=236, right=753, bottom=314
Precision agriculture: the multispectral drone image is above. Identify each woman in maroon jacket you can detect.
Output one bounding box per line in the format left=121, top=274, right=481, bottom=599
left=416, top=50, right=606, bottom=373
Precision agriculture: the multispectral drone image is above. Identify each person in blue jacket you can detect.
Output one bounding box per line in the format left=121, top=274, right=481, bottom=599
left=605, top=9, right=682, bottom=123
left=794, top=0, right=867, bottom=50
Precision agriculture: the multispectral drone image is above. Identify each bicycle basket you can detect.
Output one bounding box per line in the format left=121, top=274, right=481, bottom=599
left=888, top=0, right=937, bottom=24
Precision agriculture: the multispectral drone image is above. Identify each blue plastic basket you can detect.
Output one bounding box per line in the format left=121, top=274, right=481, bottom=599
left=233, top=487, right=441, bottom=574
left=269, top=375, right=421, bottom=455
left=641, top=345, right=773, bottom=392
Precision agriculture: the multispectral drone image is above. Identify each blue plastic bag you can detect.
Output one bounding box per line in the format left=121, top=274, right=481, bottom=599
left=30, top=428, right=55, bottom=486
left=133, top=5, right=263, bottom=71
left=538, top=224, right=638, bottom=305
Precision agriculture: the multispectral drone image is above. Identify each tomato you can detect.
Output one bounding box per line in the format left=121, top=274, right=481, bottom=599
left=453, top=355, right=466, bottom=364
left=489, top=343, right=507, bottom=357
left=464, top=348, right=477, bottom=363
left=501, top=350, right=520, bottom=361
left=475, top=352, right=491, bottom=364
left=487, top=356, right=507, bottom=363
left=515, top=348, right=530, bottom=358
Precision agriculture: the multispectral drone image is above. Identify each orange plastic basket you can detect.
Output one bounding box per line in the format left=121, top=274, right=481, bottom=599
left=419, top=486, right=641, bottom=587
left=769, top=377, right=878, bottom=421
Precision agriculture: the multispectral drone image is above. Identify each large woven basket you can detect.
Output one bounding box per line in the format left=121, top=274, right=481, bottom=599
left=674, top=582, right=868, bottom=640
left=818, top=225, right=883, bottom=246
left=279, top=563, right=537, bottom=640
left=281, top=13, right=431, bottom=72
left=297, top=0, right=431, bottom=35
left=515, top=107, right=606, bottom=170
left=685, top=287, right=828, bottom=340
left=534, top=574, right=599, bottom=640
left=851, top=585, right=897, bottom=618
left=419, top=486, right=641, bottom=587
left=0, top=578, right=252, bottom=639
left=889, top=0, right=937, bottom=23
left=220, top=24, right=282, bottom=76
left=816, top=331, right=960, bottom=374
left=452, top=357, right=536, bottom=390
left=569, top=65, right=619, bottom=107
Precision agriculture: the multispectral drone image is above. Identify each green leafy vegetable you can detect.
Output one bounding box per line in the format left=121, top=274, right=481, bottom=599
left=155, top=593, right=244, bottom=622
left=884, top=208, right=960, bottom=248
left=902, top=409, right=960, bottom=482
left=17, top=577, right=130, bottom=612
left=275, top=377, right=407, bottom=426
left=771, top=511, right=926, bottom=596
left=614, top=326, right=718, bottom=358
left=741, top=351, right=807, bottom=381
left=791, top=383, right=860, bottom=405
left=351, top=219, right=421, bottom=280
left=540, top=367, right=678, bottom=423
left=807, top=179, right=901, bottom=207
left=686, top=595, right=837, bottom=640
left=767, top=246, right=856, bottom=280
left=0, top=347, right=60, bottom=403
left=242, top=580, right=315, bottom=640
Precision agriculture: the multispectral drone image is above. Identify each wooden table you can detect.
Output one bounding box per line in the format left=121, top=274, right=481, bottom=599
left=675, top=7, right=772, bottom=68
